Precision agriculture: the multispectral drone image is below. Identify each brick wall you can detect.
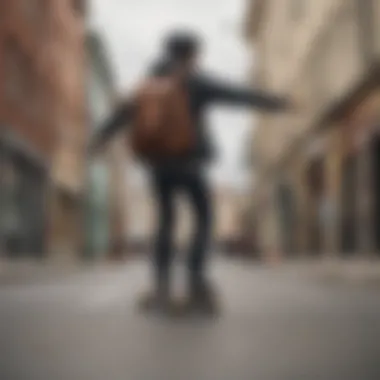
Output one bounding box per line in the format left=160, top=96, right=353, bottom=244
left=49, top=0, right=86, bottom=193
left=0, top=0, right=57, bottom=160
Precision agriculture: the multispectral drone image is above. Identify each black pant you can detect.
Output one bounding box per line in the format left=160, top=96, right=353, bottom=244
left=150, top=165, right=212, bottom=290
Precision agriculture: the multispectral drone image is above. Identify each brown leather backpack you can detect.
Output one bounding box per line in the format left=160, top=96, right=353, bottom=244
left=129, top=76, right=195, bottom=162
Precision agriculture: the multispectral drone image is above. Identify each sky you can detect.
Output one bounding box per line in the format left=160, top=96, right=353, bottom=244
left=89, top=0, right=256, bottom=189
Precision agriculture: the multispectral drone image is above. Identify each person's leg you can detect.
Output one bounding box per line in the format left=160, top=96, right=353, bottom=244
left=139, top=170, right=177, bottom=312
left=150, top=170, right=177, bottom=297
left=182, top=169, right=213, bottom=290
left=180, top=169, right=219, bottom=315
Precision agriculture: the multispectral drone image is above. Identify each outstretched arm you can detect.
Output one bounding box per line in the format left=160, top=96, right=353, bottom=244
left=203, top=75, right=291, bottom=112
left=89, top=100, right=134, bottom=154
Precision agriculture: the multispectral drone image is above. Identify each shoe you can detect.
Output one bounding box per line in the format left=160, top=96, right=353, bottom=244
left=186, top=279, right=220, bottom=317
left=137, top=290, right=171, bottom=314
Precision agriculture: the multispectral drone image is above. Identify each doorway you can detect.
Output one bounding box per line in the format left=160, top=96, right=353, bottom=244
left=340, top=155, right=358, bottom=254
left=306, top=158, right=325, bottom=255
left=0, top=146, right=47, bottom=258
left=85, top=161, right=110, bottom=260
left=276, top=182, right=296, bottom=256
left=17, top=155, right=47, bottom=257
left=370, top=132, right=380, bottom=252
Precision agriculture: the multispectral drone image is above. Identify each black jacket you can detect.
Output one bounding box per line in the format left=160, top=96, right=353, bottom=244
left=94, top=59, right=290, bottom=163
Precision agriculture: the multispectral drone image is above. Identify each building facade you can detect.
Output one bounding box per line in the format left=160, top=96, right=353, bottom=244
left=0, top=0, right=88, bottom=259
left=46, top=0, right=87, bottom=260
left=85, top=31, right=128, bottom=261
left=245, top=0, right=380, bottom=260
left=0, top=0, right=67, bottom=257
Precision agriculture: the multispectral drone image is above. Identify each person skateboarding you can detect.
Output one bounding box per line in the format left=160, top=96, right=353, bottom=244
left=90, top=30, right=295, bottom=316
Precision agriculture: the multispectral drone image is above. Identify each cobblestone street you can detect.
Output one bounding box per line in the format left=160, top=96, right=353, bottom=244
left=1, top=259, right=380, bottom=380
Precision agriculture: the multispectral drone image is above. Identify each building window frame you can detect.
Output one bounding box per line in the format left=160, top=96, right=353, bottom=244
left=19, top=0, right=47, bottom=34
left=3, top=38, right=30, bottom=106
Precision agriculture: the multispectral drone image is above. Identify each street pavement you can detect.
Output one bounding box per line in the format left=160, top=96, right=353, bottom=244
left=1, top=259, right=380, bottom=380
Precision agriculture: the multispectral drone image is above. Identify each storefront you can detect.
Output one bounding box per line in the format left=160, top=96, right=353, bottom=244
left=49, top=187, right=84, bottom=259
left=303, top=134, right=328, bottom=256
left=275, top=177, right=297, bottom=256
left=0, top=135, right=48, bottom=258
left=255, top=180, right=283, bottom=262
left=339, top=108, right=360, bottom=256
left=345, top=89, right=380, bottom=255
left=84, top=159, right=110, bottom=260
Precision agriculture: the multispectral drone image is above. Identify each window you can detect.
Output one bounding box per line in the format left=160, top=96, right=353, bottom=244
left=3, top=39, right=30, bottom=105
left=355, top=0, right=374, bottom=64
left=28, top=74, right=44, bottom=121
left=289, top=0, right=305, bottom=22
left=72, top=0, right=85, bottom=17
left=24, top=69, right=37, bottom=118
left=3, top=38, right=39, bottom=119
left=309, top=35, right=328, bottom=110
left=19, top=0, right=46, bottom=30
left=0, top=1, right=6, bottom=23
